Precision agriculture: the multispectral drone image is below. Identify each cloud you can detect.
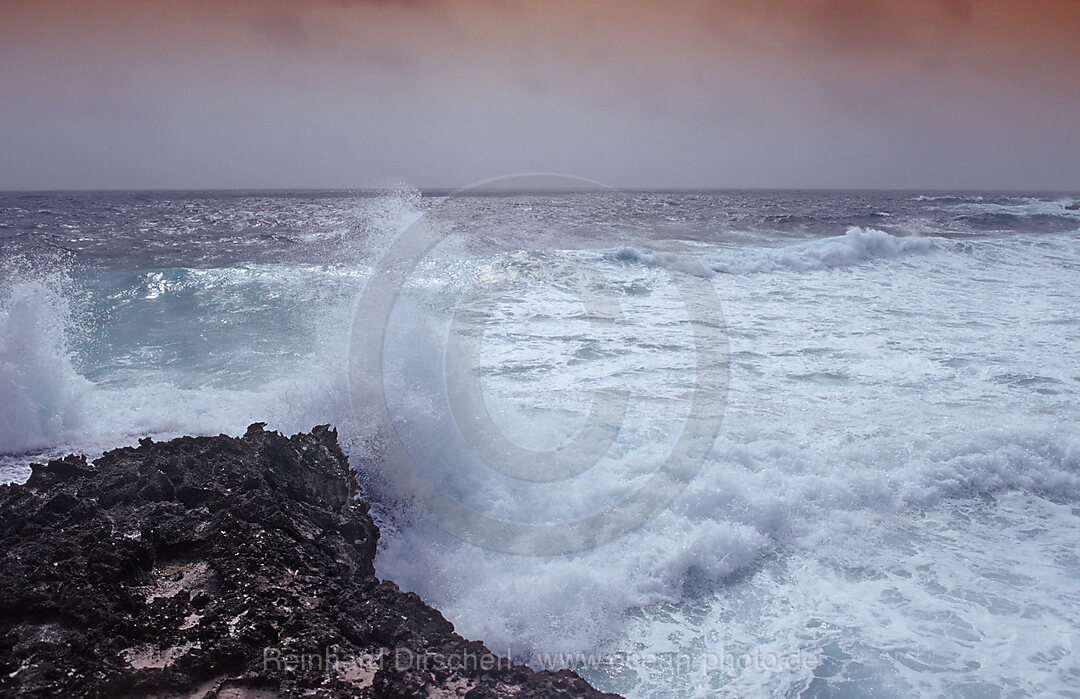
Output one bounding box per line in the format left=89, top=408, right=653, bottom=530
left=706, top=0, right=974, bottom=58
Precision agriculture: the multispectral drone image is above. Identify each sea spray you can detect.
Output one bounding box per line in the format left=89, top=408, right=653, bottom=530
left=0, top=262, right=92, bottom=454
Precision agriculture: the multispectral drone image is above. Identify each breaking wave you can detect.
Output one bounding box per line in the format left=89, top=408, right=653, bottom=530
left=614, top=227, right=938, bottom=275
left=0, top=267, right=92, bottom=454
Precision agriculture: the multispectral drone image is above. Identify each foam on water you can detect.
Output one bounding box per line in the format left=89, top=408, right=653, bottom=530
left=613, top=227, right=939, bottom=276
left=356, top=220, right=1080, bottom=697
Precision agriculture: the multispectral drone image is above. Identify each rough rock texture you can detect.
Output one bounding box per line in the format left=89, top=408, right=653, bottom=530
left=0, top=424, right=620, bottom=699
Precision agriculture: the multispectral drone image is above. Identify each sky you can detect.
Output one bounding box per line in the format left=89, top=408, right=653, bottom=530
left=1, top=0, right=1078, bottom=190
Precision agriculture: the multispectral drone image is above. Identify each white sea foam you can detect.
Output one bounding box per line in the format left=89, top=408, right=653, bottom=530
left=614, top=227, right=938, bottom=276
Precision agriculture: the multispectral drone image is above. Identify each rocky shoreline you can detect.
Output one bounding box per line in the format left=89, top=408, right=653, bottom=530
left=0, top=424, right=620, bottom=698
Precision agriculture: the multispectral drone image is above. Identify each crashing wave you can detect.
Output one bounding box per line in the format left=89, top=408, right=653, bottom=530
left=614, top=227, right=938, bottom=275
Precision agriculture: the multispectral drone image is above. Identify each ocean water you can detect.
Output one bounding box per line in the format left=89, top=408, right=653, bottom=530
left=2, top=188, right=1079, bottom=697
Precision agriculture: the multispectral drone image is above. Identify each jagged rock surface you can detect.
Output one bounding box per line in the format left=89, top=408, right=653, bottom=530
left=0, top=424, right=619, bottom=699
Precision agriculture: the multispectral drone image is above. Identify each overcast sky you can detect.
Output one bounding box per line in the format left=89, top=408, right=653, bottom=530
left=1, top=0, right=1078, bottom=190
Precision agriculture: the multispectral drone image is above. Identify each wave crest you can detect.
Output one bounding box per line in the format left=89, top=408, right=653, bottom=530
left=615, top=227, right=937, bottom=276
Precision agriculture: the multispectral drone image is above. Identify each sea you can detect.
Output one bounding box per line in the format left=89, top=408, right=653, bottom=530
left=1, top=186, right=1078, bottom=697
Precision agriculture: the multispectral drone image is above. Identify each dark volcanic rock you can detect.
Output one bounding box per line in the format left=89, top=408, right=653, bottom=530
left=0, top=424, right=619, bottom=699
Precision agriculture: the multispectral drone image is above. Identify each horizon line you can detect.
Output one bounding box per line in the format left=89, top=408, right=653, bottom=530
left=2, top=187, right=1078, bottom=196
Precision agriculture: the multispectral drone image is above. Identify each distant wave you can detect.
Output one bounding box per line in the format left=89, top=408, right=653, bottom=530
left=913, top=194, right=984, bottom=203
left=913, top=195, right=1080, bottom=230
left=954, top=211, right=1079, bottom=233
left=613, top=227, right=938, bottom=276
